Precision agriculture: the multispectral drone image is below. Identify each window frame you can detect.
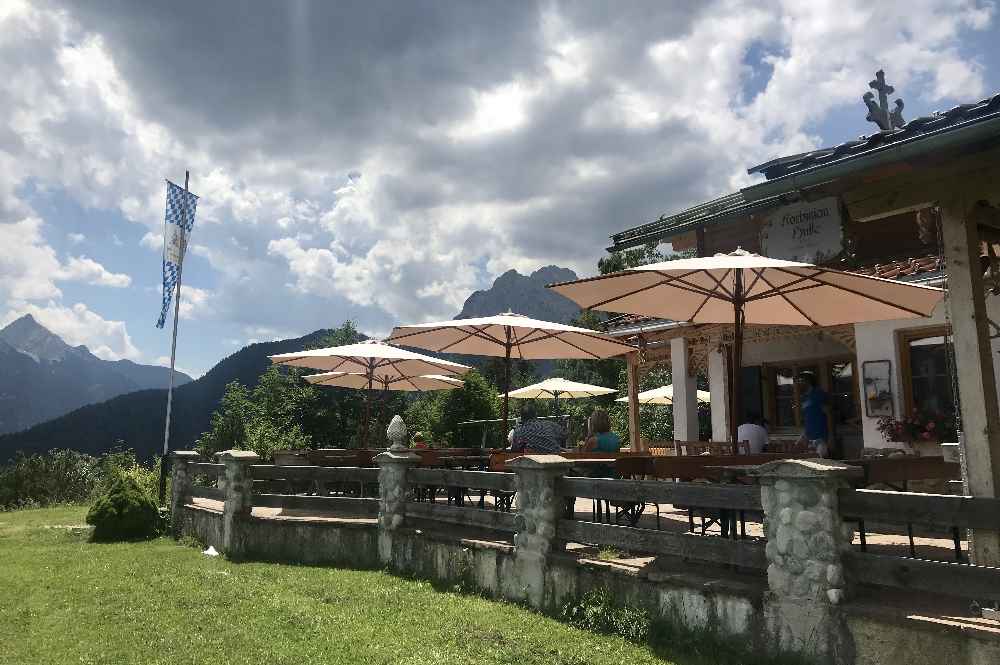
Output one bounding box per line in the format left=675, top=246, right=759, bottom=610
left=898, top=324, right=954, bottom=418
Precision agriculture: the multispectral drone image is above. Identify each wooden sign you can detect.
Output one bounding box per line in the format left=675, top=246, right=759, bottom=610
left=760, top=197, right=844, bottom=264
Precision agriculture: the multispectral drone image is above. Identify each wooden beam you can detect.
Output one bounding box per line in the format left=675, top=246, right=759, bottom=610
left=557, top=519, right=767, bottom=569
left=838, top=488, right=1000, bottom=530
left=969, top=200, right=1000, bottom=232
left=844, top=551, right=1000, bottom=602
left=627, top=353, right=642, bottom=451
left=940, top=193, right=1000, bottom=565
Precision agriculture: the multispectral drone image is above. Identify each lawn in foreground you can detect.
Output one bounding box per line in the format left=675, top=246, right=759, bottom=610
left=0, top=507, right=676, bottom=665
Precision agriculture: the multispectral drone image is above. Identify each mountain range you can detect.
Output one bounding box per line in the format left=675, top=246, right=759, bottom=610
left=0, top=315, right=191, bottom=435
left=0, top=265, right=581, bottom=460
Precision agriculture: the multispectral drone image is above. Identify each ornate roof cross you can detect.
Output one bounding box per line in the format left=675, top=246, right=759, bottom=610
left=863, top=69, right=905, bottom=131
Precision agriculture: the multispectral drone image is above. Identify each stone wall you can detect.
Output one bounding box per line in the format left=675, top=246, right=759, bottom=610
left=172, top=450, right=1000, bottom=665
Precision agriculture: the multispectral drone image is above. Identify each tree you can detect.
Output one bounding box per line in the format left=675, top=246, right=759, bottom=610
left=195, top=381, right=251, bottom=455
left=405, top=370, right=500, bottom=447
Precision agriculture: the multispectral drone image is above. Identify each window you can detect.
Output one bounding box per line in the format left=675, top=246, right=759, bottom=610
left=901, top=328, right=956, bottom=421
left=773, top=367, right=797, bottom=427
left=828, top=361, right=859, bottom=429
left=766, top=360, right=858, bottom=432
left=768, top=363, right=819, bottom=428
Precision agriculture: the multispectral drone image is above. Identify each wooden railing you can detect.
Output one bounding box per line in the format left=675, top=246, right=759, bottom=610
left=839, top=487, right=1000, bottom=601
left=405, top=468, right=519, bottom=533
left=554, top=476, right=767, bottom=570
left=188, top=462, right=225, bottom=501
left=247, top=464, right=380, bottom=517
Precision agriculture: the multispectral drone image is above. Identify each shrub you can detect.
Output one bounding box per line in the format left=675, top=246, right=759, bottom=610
left=560, top=587, right=650, bottom=643
left=0, top=449, right=100, bottom=510
left=86, top=472, right=162, bottom=541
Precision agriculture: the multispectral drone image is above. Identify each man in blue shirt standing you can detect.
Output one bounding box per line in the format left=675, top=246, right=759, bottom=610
left=799, top=373, right=830, bottom=458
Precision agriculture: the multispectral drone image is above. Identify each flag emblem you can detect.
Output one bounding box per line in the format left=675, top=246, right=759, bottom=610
left=156, top=180, right=198, bottom=328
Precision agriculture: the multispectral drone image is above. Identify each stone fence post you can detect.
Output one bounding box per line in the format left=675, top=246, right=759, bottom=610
left=752, top=459, right=861, bottom=663
left=375, top=448, right=420, bottom=563
left=169, top=450, right=201, bottom=538
left=219, top=450, right=259, bottom=559
left=508, top=455, right=574, bottom=608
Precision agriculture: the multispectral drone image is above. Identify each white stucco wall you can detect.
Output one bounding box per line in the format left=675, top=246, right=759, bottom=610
left=853, top=296, right=1000, bottom=448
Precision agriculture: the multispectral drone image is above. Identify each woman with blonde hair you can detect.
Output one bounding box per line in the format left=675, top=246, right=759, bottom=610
left=582, top=408, right=620, bottom=452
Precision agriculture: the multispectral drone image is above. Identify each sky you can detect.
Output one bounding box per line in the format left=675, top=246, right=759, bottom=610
left=1, top=0, right=999, bottom=377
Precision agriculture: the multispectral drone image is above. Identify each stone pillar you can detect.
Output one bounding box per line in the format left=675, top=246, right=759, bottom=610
left=753, top=459, right=861, bottom=661
left=671, top=337, right=699, bottom=441
left=219, top=450, right=259, bottom=559
left=626, top=354, right=642, bottom=451
left=508, top=455, right=574, bottom=609
left=708, top=347, right=731, bottom=442
left=375, top=448, right=420, bottom=563
left=941, top=197, right=1000, bottom=565
left=169, top=450, right=201, bottom=538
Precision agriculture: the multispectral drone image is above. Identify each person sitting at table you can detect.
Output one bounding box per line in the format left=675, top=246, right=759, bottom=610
left=510, top=401, right=565, bottom=453
left=737, top=413, right=768, bottom=454
left=412, top=431, right=428, bottom=449
left=582, top=408, right=621, bottom=453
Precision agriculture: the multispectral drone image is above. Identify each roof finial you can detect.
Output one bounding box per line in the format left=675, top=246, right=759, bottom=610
left=863, top=69, right=905, bottom=131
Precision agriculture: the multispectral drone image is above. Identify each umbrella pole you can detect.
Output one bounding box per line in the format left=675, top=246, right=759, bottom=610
left=362, top=368, right=373, bottom=448
left=730, top=270, right=745, bottom=448
left=501, top=329, right=512, bottom=443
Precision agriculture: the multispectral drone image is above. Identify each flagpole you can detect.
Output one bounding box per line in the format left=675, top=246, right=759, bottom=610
left=158, top=170, right=190, bottom=505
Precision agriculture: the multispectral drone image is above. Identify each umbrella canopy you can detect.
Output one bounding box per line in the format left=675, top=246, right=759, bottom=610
left=615, top=384, right=711, bottom=405
left=506, top=377, right=616, bottom=399
left=550, top=249, right=944, bottom=443
left=388, top=312, right=634, bottom=434
left=270, top=340, right=470, bottom=444
left=269, top=340, right=470, bottom=378
left=305, top=372, right=464, bottom=392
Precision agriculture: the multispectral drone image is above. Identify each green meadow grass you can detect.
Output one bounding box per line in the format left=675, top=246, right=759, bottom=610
left=0, top=506, right=677, bottom=665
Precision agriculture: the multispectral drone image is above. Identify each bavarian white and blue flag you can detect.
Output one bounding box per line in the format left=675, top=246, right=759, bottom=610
left=155, top=180, right=199, bottom=328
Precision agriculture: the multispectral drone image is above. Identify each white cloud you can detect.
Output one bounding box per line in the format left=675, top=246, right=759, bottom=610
left=1, top=301, right=140, bottom=360
left=57, top=255, right=131, bottom=288
left=177, top=285, right=212, bottom=320
left=0, top=218, right=64, bottom=304
left=0, top=0, right=995, bottom=351
left=67, top=232, right=85, bottom=244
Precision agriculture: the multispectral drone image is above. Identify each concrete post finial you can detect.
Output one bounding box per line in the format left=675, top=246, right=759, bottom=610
left=387, top=415, right=408, bottom=451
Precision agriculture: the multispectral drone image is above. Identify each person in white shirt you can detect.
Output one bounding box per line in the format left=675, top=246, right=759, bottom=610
left=737, top=414, right=769, bottom=454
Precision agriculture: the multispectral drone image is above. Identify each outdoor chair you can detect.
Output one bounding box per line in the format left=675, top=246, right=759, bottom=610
left=609, top=457, right=660, bottom=529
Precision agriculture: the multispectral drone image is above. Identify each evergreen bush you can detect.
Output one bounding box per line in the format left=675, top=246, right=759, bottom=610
left=86, top=472, right=161, bottom=541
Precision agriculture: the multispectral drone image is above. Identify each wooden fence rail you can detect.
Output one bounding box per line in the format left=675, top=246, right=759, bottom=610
left=250, top=465, right=380, bottom=483
left=252, top=494, right=378, bottom=517
left=838, top=488, right=1000, bottom=530
left=409, top=469, right=517, bottom=492
left=557, top=476, right=762, bottom=512
left=844, top=551, right=1000, bottom=602
left=405, top=502, right=519, bottom=533
left=189, top=462, right=224, bottom=475
left=556, top=520, right=767, bottom=569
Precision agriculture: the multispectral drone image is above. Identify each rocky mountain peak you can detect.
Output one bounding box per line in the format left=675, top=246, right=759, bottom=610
left=0, top=314, right=75, bottom=362
left=455, top=265, right=581, bottom=324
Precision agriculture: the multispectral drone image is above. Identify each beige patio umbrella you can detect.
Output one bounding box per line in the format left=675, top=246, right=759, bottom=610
left=270, top=341, right=470, bottom=445
left=549, top=249, right=944, bottom=443
left=506, top=377, right=616, bottom=414
left=305, top=372, right=464, bottom=391
left=387, top=312, right=634, bottom=436
left=614, top=384, right=711, bottom=405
